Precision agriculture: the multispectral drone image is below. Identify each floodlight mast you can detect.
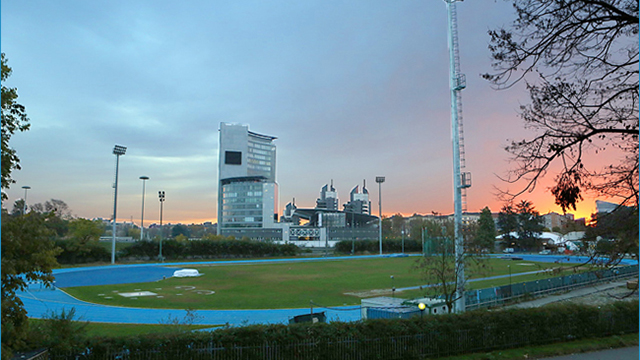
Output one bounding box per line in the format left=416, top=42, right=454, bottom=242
left=140, top=176, right=149, bottom=240
left=21, top=186, right=31, bottom=215
left=375, top=176, right=385, bottom=255
left=445, top=0, right=469, bottom=313
left=111, top=144, right=127, bottom=264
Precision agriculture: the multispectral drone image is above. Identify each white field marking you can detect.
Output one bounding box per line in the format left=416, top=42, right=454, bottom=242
left=194, top=290, right=215, bottom=295
left=118, top=291, right=157, bottom=298
left=176, top=294, right=183, bottom=296
left=175, top=286, right=196, bottom=291
left=104, top=297, right=113, bottom=299
left=112, top=290, right=119, bottom=293
left=155, top=288, right=162, bottom=290
left=98, top=294, right=105, bottom=296
left=515, top=263, right=536, bottom=266
left=157, top=296, right=164, bottom=298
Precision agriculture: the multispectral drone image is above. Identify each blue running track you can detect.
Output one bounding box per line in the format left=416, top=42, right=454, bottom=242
left=18, top=254, right=637, bottom=326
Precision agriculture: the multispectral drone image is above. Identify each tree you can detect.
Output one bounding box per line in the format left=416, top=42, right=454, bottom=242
left=171, top=224, right=190, bottom=239
left=498, top=200, right=544, bottom=250
left=1, top=212, right=60, bottom=359
left=414, top=220, right=489, bottom=313
left=474, top=207, right=497, bottom=251
left=485, top=0, right=639, bottom=211
left=1, top=53, right=30, bottom=201
left=497, top=203, right=518, bottom=247
left=585, top=206, right=639, bottom=265
left=1, top=55, right=60, bottom=359
left=515, top=200, right=545, bottom=250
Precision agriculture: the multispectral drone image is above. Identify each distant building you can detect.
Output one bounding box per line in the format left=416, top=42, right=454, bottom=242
left=316, top=181, right=339, bottom=210
left=217, top=123, right=278, bottom=235
left=343, top=180, right=371, bottom=215
left=541, top=212, right=574, bottom=230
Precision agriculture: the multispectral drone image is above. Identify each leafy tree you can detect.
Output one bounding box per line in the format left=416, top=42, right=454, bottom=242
left=127, top=226, right=141, bottom=240
left=585, top=206, right=639, bottom=265
left=1, top=53, right=29, bottom=201
left=485, top=0, right=639, bottom=211
left=515, top=200, right=545, bottom=250
left=10, top=199, right=25, bottom=216
left=1, top=212, right=60, bottom=359
left=497, top=203, right=518, bottom=247
left=1, top=55, right=60, bottom=359
left=171, top=224, right=190, bottom=239
left=474, top=207, right=497, bottom=251
left=389, top=213, right=406, bottom=238
left=414, top=220, right=489, bottom=313
left=498, top=201, right=544, bottom=250
left=25, top=308, right=88, bottom=357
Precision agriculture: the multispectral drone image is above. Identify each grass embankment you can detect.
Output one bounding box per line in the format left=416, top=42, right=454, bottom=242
left=440, top=333, right=638, bottom=360
left=62, top=257, right=570, bottom=310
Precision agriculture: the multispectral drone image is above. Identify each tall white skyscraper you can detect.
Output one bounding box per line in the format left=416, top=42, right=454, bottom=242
left=217, top=123, right=278, bottom=234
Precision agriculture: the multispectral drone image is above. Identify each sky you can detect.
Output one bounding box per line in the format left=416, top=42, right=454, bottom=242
left=1, top=0, right=607, bottom=225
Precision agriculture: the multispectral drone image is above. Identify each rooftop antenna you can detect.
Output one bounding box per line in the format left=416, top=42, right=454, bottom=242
left=445, top=0, right=471, bottom=313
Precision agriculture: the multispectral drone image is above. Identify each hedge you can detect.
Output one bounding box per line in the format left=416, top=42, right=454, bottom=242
left=118, top=239, right=300, bottom=260
left=335, top=239, right=423, bottom=254
left=48, top=301, right=638, bottom=359
left=54, top=240, right=110, bottom=264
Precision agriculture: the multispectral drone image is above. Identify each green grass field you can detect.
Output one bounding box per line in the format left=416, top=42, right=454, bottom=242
left=62, top=257, right=575, bottom=310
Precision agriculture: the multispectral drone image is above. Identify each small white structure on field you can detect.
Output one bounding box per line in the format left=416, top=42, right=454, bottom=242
left=173, top=269, right=202, bottom=277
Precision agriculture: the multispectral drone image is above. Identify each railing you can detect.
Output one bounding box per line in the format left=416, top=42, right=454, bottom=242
left=465, top=264, right=639, bottom=310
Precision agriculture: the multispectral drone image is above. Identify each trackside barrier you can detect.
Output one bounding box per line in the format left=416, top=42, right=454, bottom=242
left=53, top=306, right=638, bottom=360
left=465, top=264, right=639, bottom=310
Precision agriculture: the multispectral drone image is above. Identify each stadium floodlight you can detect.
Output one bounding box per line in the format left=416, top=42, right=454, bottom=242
left=111, top=144, right=127, bottom=264
left=375, top=176, right=385, bottom=255
left=139, top=176, right=149, bottom=240
left=158, top=191, right=166, bottom=262
left=21, top=186, right=31, bottom=215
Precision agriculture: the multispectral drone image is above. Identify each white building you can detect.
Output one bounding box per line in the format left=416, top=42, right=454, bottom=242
left=217, top=123, right=278, bottom=234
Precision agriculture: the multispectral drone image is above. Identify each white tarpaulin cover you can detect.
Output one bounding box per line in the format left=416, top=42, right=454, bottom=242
left=173, top=269, right=202, bottom=277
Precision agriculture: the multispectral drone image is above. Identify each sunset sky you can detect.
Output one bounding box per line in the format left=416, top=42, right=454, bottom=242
left=1, top=1, right=608, bottom=225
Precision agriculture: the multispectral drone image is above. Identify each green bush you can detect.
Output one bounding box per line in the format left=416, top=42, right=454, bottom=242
left=47, top=301, right=638, bottom=359
left=54, top=240, right=110, bottom=264
left=335, top=239, right=423, bottom=254
left=118, top=239, right=300, bottom=260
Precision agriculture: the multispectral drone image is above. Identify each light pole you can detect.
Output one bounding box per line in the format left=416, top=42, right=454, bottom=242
left=508, top=264, right=512, bottom=298
left=21, top=186, right=30, bottom=215
left=139, top=176, right=149, bottom=241
left=111, top=145, right=127, bottom=264
left=390, top=275, right=395, bottom=298
left=376, top=176, right=385, bottom=255
left=158, top=190, right=165, bottom=262
left=418, top=302, right=426, bottom=319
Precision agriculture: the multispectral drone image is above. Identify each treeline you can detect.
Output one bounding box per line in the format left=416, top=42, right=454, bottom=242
left=334, top=239, right=423, bottom=254
left=27, top=301, right=638, bottom=360
left=119, top=238, right=300, bottom=260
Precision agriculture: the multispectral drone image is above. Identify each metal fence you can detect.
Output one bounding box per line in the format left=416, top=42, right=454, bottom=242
left=465, top=264, right=639, bottom=310
left=57, top=312, right=638, bottom=360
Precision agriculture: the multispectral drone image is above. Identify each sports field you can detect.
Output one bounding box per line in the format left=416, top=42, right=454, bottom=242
left=62, top=257, right=568, bottom=310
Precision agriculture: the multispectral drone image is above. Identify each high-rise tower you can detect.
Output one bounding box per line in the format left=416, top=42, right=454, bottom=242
left=217, top=123, right=278, bottom=234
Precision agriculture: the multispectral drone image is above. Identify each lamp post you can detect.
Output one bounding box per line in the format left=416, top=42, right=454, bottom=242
left=139, top=176, right=149, bottom=241
left=21, top=186, right=30, bottom=215
left=158, top=190, right=165, bottom=262
left=390, top=275, right=395, bottom=298
left=508, top=264, right=512, bottom=299
left=111, top=145, right=127, bottom=264
left=376, top=176, right=385, bottom=255
left=418, top=302, right=426, bottom=319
